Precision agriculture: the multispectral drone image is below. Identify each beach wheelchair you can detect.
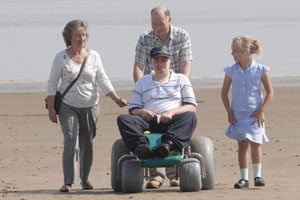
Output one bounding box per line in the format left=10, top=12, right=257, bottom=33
left=111, top=132, right=215, bottom=193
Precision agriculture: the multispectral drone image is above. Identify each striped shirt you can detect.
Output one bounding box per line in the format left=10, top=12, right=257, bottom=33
left=129, top=70, right=197, bottom=114
left=135, top=25, right=193, bottom=75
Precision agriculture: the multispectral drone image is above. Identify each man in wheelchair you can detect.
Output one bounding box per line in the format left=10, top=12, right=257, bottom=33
left=117, top=46, right=197, bottom=163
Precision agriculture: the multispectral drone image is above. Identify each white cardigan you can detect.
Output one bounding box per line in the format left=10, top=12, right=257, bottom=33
left=47, top=49, right=114, bottom=108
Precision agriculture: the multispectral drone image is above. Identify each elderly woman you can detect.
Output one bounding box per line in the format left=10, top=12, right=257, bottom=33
left=47, top=19, right=127, bottom=192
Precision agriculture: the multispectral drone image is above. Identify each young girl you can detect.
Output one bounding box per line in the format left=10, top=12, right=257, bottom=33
left=221, top=36, right=274, bottom=189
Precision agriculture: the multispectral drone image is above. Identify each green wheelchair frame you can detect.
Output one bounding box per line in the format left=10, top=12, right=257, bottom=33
left=111, top=132, right=215, bottom=193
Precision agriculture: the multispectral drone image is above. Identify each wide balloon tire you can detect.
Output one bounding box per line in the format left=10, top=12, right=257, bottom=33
left=111, top=139, right=130, bottom=192
left=189, top=136, right=215, bottom=190
left=122, top=160, right=144, bottom=193
left=179, top=158, right=202, bottom=192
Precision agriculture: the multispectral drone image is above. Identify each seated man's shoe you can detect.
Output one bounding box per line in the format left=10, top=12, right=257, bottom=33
left=146, top=180, right=162, bottom=189
left=234, top=179, right=249, bottom=189
left=134, top=144, right=154, bottom=159
left=153, top=140, right=176, bottom=158
left=254, top=177, right=265, bottom=186
left=170, top=178, right=179, bottom=187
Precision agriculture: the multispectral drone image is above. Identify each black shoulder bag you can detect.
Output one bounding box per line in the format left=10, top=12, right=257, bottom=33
left=45, top=50, right=89, bottom=114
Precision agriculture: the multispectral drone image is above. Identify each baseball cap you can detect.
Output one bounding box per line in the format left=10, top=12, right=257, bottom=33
left=150, top=46, right=171, bottom=59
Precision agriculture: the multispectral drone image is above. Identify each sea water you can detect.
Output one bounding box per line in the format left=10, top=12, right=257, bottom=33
left=0, top=0, right=299, bottom=93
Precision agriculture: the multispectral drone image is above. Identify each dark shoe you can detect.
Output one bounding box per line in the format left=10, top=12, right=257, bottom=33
left=135, top=144, right=154, bottom=159
left=153, top=140, right=175, bottom=158
left=81, top=180, right=93, bottom=190
left=234, top=179, right=249, bottom=189
left=254, top=177, right=265, bottom=186
left=145, top=180, right=162, bottom=189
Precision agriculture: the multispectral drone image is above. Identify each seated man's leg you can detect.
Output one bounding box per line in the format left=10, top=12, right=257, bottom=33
left=148, top=112, right=196, bottom=187
left=163, top=111, right=197, bottom=149
left=117, top=114, right=153, bottom=159
left=151, top=112, right=197, bottom=158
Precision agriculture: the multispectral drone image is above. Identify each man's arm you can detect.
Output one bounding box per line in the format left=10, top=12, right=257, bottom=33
left=133, top=61, right=144, bottom=83
left=130, top=108, right=157, bottom=122
left=158, top=104, right=196, bottom=124
left=166, top=103, right=196, bottom=115
left=180, top=60, right=191, bottom=78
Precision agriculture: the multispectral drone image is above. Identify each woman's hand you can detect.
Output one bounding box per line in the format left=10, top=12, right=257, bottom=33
left=115, top=97, right=128, bottom=107
left=107, top=91, right=128, bottom=107
left=251, top=110, right=265, bottom=127
left=48, top=108, right=57, bottom=123
left=47, top=96, right=57, bottom=123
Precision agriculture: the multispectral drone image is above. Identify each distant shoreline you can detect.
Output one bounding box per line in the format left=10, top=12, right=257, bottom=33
left=0, top=75, right=299, bottom=94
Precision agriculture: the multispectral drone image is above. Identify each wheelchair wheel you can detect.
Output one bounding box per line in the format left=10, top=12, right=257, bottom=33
left=111, top=139, right=130, bottom=192
left=122, top=160, right=144, bottom=193
left=190, top=136, right=215, bottom=190
left=179, top=158, right=202, bottom=192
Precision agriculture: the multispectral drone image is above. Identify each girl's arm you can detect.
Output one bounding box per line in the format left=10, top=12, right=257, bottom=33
left=251, top=72, right=274, bottom=127
left=260, top=72, right=274, bottom=112
left=221, top=75, right=236, bottom=124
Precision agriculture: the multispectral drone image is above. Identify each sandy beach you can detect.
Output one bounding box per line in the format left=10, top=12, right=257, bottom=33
left=0, top=87, right=300, bottom=200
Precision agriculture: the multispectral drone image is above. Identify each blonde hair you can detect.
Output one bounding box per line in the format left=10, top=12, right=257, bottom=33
left=232, top=35, right=263, bottom=57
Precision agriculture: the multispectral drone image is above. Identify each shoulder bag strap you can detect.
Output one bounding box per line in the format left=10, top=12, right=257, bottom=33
left=60, top=49, right=89, bottom=99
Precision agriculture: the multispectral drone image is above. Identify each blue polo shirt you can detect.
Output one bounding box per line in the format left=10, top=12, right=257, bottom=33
left=129, top=70, right=197, bottom=114
left=224, top=60, right=269, bottom=112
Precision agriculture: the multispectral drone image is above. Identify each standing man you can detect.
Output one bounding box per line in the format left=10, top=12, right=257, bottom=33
left=133, top=6, right=193, bottom=189
left=133, top=6, right=193, bottom=82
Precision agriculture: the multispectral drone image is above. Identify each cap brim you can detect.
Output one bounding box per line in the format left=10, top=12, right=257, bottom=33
left=152, top=53, right=171, bottom=58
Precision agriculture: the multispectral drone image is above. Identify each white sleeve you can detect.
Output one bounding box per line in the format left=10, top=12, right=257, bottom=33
left=181, top=75, right=197, bottom=107
left=47, top=53, right=63, bottom=96
left=95, top=51, right=115, bottom=95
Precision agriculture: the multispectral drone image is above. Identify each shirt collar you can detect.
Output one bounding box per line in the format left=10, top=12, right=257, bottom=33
left=169, top=25, right=174, bottom=40
left=149, top=69, right=175, bottom=82
left=152, top=24, right=174, bottom=42
left=169, top=69, right=176, bottom=80
left=246, top=59, right=256, bottom=72
left=237, top=59, right=257, bottom=73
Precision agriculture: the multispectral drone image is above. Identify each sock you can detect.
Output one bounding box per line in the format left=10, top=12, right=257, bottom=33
left=253, top=163, right=262, bottom=178
left=240, top=168, right=248, bottom=180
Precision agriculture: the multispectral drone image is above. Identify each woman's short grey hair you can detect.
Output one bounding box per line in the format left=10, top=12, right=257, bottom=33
left=62, top=20, right=88, bottom=47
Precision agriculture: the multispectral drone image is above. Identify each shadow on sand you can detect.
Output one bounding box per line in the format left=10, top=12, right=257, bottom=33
left=0, top=187, right=182, bottom=196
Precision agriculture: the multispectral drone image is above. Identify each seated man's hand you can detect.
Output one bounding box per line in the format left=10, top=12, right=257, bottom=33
left=137, top=109, right=157, bottom=122
left=159, top=110, right=174, bottom=123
